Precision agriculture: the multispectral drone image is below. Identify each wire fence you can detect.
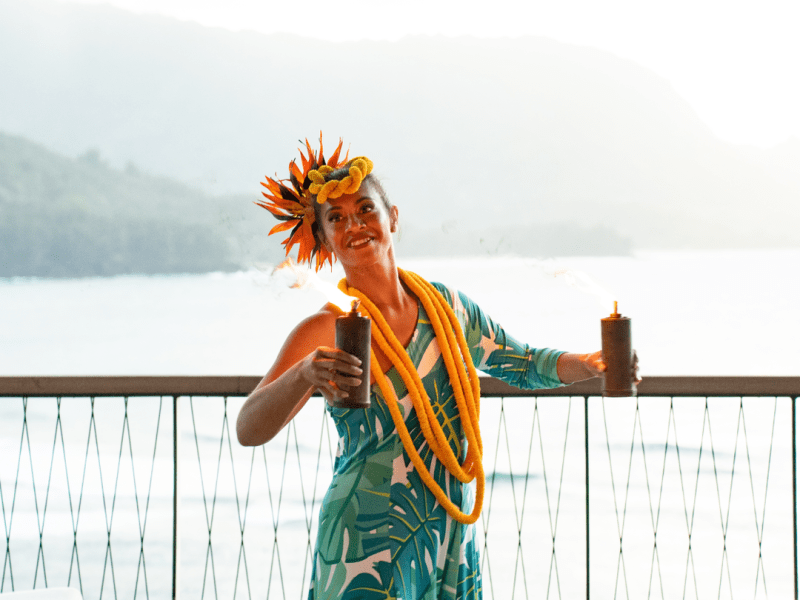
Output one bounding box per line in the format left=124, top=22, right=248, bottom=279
left=1, top=376, right=798, bottom=599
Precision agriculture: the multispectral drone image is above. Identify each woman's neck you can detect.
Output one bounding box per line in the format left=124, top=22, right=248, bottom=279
left=342, top=254, right=411, bottom=312
left=341, top=252, right=419, bottom=352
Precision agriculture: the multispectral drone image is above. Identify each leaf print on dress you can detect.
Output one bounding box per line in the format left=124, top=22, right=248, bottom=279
left=341, top=559, right=396, bottom=600
left=309, top=557, right=348, bottom=600
left=389, top=467, right=447, bottom=599
left=317, top=439, right=394, bottom=565
left=308, top=281, right=566, bottom=599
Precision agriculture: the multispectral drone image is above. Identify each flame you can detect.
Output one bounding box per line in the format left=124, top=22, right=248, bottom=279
left=550, top=268, right=616, bottom=312
left=271, top=258, right=355, bottom=312
left=272, top=258, right=310, bottom=289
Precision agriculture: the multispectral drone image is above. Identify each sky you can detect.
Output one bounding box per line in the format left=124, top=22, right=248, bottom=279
left=51, top=0, right=800, bottom=149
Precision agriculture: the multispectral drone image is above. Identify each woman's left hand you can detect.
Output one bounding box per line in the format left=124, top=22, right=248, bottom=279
left=558, top=351, right=640, bottom=385
left=581, top=351, right=606, bottom=377
left=581, top=350, right=641, bottom=384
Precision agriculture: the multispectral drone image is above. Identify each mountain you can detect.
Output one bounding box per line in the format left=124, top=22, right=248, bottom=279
left=0, top=132, right=285, bottom=276
left=0, top=131, right=630, bottom=276
left=1, top=0, right=798, bottom=256
left=738, top=137, right=800, bottom=191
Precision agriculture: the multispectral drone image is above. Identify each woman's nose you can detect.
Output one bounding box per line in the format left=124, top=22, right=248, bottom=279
left=344, top=213, right=365, bottom=231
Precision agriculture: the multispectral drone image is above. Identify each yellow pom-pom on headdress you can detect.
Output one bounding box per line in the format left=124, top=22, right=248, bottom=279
left=256, top=135, right=375, bottom=271
left=256, top=134, right=351, bottom=271
left=308, top=156, right=374, bottom=204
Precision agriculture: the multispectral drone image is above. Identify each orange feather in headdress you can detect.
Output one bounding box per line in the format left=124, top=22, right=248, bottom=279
left=255, top=135, right=350, bottom=271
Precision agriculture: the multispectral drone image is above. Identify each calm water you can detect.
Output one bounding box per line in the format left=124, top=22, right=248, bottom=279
left=1, top=250, right=798, bottom=598
left=2, top=249, right=799, bottom=376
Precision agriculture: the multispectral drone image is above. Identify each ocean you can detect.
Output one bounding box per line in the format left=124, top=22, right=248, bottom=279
left=3, top=249, right=799, bottom=377
left=1, top=250, right=798, bottom=598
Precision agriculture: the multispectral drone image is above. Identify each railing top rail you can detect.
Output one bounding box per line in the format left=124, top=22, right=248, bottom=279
left=1, top=376, right=799, bottom=398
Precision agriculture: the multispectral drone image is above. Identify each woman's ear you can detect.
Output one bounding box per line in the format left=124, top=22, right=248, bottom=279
left=390, top=205, right=399, bottom=233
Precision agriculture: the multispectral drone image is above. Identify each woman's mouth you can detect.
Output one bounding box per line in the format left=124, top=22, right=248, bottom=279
left=348, top=236, right=374, bottom=249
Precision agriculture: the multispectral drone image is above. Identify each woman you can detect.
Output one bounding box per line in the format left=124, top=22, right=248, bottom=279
left=237, top=137, right=622, bottom=600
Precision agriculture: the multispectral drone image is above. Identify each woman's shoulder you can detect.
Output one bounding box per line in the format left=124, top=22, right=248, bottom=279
left=293, top=302, right=340, bottom=335
left=426, top=280, right=487, bottom=327
left=429, top=280, right=468, bottom=309
left=276, top=303, right=340, bottom=353
left=429, top=280, right=454, bottom=301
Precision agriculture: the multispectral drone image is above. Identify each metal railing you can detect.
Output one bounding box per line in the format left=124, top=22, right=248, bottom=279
left=1, top=376, right=799, bottom=599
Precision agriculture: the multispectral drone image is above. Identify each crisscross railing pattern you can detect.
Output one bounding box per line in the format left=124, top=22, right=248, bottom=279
left=1, top=376, right=798, bottom=599
left=592, top=395, right=791, bottom=599
left=0, top=394, right=174, bottom=599
left=478, top=396, right=580, bottom=599
left=179, top=395, right=337, bottom=600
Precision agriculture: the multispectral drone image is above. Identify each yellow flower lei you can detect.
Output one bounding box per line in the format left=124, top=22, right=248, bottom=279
left=308, top=157, right=374, bottom=204
left=257, top=136, right=373, bottom=271
left=338, top=269, right=484, bottom=525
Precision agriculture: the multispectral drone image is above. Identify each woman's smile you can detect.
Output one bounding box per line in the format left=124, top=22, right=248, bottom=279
left=318, top=181, right=398, bottom=266
left=347, top=234, right=374, bottom=249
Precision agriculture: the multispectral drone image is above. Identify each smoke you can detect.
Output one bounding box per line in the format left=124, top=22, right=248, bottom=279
left=270, top=259, right=354, bottom=310
left=546, top=266, right=617, bottom=313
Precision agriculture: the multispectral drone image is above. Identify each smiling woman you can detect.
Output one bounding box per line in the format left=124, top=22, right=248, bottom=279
left=236, top=135, right=617, bottom=600
left=315, top=181, right=398, bottom=269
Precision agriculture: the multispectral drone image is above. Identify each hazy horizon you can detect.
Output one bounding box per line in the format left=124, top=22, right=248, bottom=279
left=1, top=0, right=798, bottom=277
left=43, top=0, right=800, bottom=149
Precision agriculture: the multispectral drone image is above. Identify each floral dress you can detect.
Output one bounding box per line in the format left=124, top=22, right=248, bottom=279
left=308, top=283, right=566, bottom=600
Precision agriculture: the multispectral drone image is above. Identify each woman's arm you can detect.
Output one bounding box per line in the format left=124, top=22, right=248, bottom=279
left=431, top=282, right=638, bottom=390
left=556, top=351, right=605, bottom=384
left=431, top=283, right=565, bottom=390
left=556, top=350, right=640, bottom=385
left=235, top=309, right=363, bottom=447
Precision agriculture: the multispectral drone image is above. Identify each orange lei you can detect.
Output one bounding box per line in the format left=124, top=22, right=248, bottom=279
left=338, top=269, right=484, bottom=525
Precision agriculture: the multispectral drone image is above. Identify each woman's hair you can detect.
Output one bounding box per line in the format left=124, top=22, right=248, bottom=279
left=312, top=173, right=393, bottom=246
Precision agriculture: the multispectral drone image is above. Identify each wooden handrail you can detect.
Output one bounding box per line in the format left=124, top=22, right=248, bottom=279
left=1, top=376, right=799, bottom=397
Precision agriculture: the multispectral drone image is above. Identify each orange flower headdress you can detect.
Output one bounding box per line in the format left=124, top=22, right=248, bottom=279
left=256, top=136, right=373, bottom=271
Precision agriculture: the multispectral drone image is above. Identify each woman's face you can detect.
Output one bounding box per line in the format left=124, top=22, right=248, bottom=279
left=318, top=180, right=398, bottom=268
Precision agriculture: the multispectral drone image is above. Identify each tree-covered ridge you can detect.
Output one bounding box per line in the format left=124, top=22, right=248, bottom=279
left=0, top=132, right=277, bottom=277
left=1, top=131, right=636, bottom=277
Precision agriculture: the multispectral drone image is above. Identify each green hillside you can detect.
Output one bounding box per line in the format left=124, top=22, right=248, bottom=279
left=1, top=0, right=798, bottom=253
left=0, top=131, right=633, bottom=277
left=0, top=132, right=282, bottom=277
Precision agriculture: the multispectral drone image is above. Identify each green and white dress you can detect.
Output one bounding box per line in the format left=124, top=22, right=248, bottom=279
left=308, top=282, right=565, bottom=600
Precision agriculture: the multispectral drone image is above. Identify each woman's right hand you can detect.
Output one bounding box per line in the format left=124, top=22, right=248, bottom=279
left=238, top=309, right=355, bottom=446
left=300, top=346, right=363, bottom=400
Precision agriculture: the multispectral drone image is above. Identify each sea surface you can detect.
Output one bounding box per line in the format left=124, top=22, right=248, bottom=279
left=3, top=249, right=799, bottom=377
left=1, top=250, right=798, bottom=599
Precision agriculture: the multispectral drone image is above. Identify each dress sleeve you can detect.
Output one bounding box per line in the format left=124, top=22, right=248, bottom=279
left=431, top=282, right=567, bottom=390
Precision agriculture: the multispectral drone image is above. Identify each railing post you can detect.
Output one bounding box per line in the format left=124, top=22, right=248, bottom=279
left=793, top=396, right=798, bottom=600
left=173, top=395, right=180, bottom=600
left=585, top=395, right=590, bottom=600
